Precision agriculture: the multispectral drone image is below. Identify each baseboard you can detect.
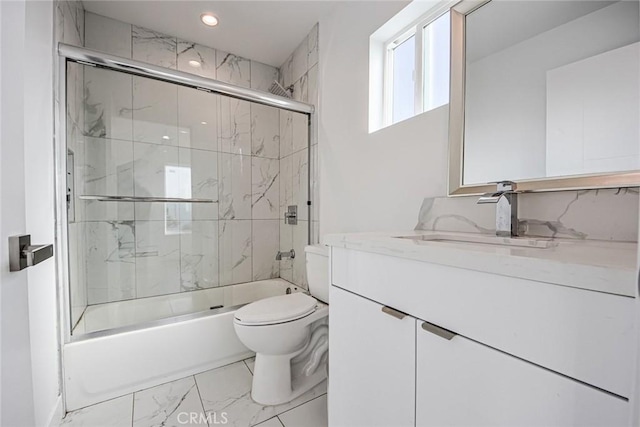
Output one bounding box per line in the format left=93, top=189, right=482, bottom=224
left=46, top=395, right=64, bottom=427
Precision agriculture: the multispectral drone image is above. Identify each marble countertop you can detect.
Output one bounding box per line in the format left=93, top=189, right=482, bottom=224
left=323, top=230, right=638, bottom=297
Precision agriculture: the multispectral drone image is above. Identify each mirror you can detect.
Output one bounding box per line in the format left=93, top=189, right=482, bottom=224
left=449, top=0, right=640, bottom=195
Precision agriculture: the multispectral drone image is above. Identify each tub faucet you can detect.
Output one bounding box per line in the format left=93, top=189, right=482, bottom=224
left=477, top=181, right=520, bottom=237
left=276, top=249, right=295, bottom=260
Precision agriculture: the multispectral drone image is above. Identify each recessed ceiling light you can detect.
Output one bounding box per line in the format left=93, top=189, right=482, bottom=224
left=201, top=121, right=207, bottom=125
left=162, top=135, right=170, bottom=140
left=200, top=13, right=218, bottom=27
left=188, top=60, right=201, bottom=68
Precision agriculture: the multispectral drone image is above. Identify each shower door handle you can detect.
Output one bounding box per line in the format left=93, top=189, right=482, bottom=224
left=9, top=234, right=54, bottom=272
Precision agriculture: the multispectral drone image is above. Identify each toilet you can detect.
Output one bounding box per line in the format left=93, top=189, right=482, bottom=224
left=233, top=244, right=329, bottom=406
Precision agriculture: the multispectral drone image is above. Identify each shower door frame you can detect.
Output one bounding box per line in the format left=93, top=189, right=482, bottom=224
left=55, top=42, right=316, bottom=344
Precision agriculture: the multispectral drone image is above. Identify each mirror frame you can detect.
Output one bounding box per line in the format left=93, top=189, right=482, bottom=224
left=448, top=0, right=640, bottom=196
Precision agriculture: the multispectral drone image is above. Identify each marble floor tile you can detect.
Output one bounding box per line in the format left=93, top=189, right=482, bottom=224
left=133, top=376, right=207, bottom=427
left=59, top=395, right=133, bottom=427
left=278, top=395, right=328, bottom=427
left=255, top=417, right=284, bottom=427
left=195, top=361, right=327, bottom=427
left=59, top=356, right=327, bottom=427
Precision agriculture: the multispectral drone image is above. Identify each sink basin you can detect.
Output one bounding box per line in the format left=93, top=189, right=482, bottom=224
left=394, top=233, right=557, bottom=249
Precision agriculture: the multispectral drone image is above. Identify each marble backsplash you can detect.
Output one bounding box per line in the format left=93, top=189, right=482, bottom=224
left=415, top=188, right=639, bottom=242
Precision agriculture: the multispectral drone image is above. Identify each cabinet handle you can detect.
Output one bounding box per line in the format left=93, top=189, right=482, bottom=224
left=421, top=321, right=457, bottom=341
left=381, top=306, right=406, bottom=320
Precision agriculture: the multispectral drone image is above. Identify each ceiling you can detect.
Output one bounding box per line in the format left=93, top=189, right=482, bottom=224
left=466, top=1, right=618, bottom=63
left=82, top=0, right=339, bottom=67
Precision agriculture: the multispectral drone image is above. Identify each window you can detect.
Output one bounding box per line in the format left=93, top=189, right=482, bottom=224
left=390, top=33, right=416, bottom=123
left=384, top=11, right=450, bottom=126
left=164, top=165, right=192, bottom=235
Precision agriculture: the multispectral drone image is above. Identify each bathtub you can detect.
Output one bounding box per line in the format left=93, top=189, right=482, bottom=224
left=63, top=279, right=301, bottom=411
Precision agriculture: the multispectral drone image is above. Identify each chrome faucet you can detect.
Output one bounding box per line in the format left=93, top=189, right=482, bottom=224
left=477, top=181, right=520, bottom=237
left=276, top=249, right=295, bottom=260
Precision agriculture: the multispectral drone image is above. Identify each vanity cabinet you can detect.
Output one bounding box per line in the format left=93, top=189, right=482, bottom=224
left=328, top=247, right=634, bottom=426
left=416, top=319, right=628, bottom=426
left=329, top=286, right=416, bottom=427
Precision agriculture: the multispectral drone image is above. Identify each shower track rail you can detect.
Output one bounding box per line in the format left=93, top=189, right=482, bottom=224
left=57, top=43, right=315, bottom=114
left=58, top=41, right=314, bottom=245
left=78, top=195, right=217, bottom=203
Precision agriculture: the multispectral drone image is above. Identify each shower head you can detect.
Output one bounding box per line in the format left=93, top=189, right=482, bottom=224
left=268, top=80, right=293, bottom=99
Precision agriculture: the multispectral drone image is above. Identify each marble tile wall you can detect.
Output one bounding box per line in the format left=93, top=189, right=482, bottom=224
left=415, top=188, right=639, bottom=242
left=279, top=24, right=319, bottom=289
left=56, top=0, right=86, bottom=328
left=80, top=12, right=287, bottom=304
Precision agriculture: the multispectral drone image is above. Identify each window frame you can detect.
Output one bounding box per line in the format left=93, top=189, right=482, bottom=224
left=384, top=27, right=417, bottom=125
left=383, top=6, right=452, bottom=127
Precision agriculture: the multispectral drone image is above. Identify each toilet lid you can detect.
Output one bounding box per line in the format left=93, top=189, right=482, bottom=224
left=234, top=293, right=317, bottom=325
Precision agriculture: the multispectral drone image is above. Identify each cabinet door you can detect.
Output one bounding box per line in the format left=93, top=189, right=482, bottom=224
left=329, top=286, right=416, bottom=427
left=416, top=320, right=629, bottom=427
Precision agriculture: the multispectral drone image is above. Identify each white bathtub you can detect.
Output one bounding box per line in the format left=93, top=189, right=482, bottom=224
left=63, top=279, right=301, bottom=411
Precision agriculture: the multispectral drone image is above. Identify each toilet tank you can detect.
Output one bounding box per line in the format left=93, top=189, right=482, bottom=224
left=305, top=244, right=329, bottom=303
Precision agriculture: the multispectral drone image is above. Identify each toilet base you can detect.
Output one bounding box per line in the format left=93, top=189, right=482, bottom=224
left=251, top=353, right=327, bottom=406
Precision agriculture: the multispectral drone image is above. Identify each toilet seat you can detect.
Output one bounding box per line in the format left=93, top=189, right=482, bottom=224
left=234, top=293, right=317, bottom=326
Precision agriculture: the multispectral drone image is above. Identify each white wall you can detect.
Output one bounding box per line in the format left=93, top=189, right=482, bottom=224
left=0, top=2, right=35, bottom=425
left=1, top=1, right=61, bottom=425
left=318, top=1, right=449, bottom=235
left=24, top=2, right=61, bottom=425
left=546, top=42, right=640, bottom=177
